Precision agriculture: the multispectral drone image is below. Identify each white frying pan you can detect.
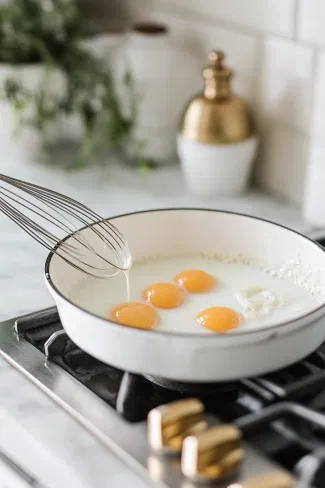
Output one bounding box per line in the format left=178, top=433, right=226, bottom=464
left=45, top=209, right=325, bottom=382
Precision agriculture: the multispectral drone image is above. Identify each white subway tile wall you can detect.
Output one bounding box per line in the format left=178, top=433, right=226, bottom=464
left=297, top=0, right=325, bottom=46
left=149, top=11, right=258, bottom=101
left=132, top=0, right=325, bottom=205
left=259, top=38, right=314, bottom=133
left=153, top=0, right=295, bottom=37
left=311, top=52, right=325, bottom=140
left=257, top=125, right=309, bottom=205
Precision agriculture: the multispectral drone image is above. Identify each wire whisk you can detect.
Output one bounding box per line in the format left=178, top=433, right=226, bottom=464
left=0, top=174, right=132, bottom=278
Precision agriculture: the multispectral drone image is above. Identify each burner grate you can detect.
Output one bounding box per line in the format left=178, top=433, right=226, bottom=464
left=16, top=309, right=325, bottom=422
left=15, top=311, right=239, bottom=421
left=241, top=348, right=325, bottom=405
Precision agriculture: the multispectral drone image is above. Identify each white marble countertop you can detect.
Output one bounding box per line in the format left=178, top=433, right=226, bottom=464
left=1, top=158, right=324, bottom=322
left=0, top=355, right=150, bottom=488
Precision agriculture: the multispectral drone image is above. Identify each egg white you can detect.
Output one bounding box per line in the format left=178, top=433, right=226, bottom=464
left=69, top=256, right=318, bottom=334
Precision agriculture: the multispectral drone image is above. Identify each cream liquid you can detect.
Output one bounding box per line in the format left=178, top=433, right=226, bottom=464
left=69, top=255, right=318, bottom=334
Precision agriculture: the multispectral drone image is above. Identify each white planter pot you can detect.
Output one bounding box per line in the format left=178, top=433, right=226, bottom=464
left=82, top=32, right=124, bottom=60
left=0, top=35, right=123, bottom=166
left=0, top=64, right=66, bottom=165
left=123, top=22, right=201, bottom=164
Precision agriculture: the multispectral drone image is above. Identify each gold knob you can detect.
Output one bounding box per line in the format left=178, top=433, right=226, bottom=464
left=208, top=50, right=225, bottom=68
left=181, top=424, right=243, bottom=482
left=233, top=471, right=294, bottom=488
left=147, top=398, right=207, bottom=454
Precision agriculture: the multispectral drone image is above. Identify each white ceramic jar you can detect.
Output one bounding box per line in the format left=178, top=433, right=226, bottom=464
left=123, top=22, right=200, bottom=164
left=177, top=50, right=258, bottom=197
left=0, top=34, right=124, bottom=167
left=0, top=64, right=65, bottom=165
left=177, top=134, right=258, bottom=197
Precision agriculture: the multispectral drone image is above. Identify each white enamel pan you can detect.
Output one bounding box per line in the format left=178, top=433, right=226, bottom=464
left=45, top=209, right=325, bottom=382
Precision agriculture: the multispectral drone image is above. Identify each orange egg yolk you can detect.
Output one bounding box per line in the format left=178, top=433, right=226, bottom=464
left=196, top=307, right=240, bottom=333
left=110, top=302, right=159, bottom=329
left=174, top=269, right=216, bottom=293
left=142, top=282, right=185, bottom=309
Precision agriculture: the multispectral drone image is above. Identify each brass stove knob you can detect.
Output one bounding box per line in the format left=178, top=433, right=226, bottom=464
left=147, top=398, right=207, bottom=454
left=181, top=424, right=243, bottom=482
left=236, top=471, right=294, bottom=488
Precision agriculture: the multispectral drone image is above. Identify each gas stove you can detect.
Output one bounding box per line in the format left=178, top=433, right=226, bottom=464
left=2, top=239, right=325, bottom=487
left=1, top=310, right=325, bottom=487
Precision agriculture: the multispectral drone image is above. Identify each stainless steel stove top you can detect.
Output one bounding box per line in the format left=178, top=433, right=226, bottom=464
left=1, top=309, right=301, bottom=487
left=4, top=306, right=325, bottom=488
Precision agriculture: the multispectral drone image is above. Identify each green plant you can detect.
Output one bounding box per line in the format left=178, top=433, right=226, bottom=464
left=0, top=0, right=137, bottom=169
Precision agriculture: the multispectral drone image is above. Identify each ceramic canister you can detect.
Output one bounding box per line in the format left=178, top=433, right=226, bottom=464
left=177, top=50, right=258, bottom=197
left=124, top=21, right=201, bottom=164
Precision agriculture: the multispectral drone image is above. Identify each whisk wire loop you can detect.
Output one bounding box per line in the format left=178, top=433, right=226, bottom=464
left=0, top=174, right=131, bottom=279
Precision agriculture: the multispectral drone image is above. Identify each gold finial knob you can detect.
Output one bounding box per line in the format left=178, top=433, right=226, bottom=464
left=208, top=50, right=225, bottom=69
left=147, top=399, right=207, bottom=454
left=236, top=471, right=294, bottom=488
left=181, top=424, right=243, bottom=481
left=203, top=49, right=233, bottom=100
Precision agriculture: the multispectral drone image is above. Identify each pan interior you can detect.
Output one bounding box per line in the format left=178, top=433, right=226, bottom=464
left=47, top=209, right=325, bottom=334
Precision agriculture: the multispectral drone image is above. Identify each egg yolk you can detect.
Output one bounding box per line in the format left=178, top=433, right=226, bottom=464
left=142, top=282, right=185, bottom=309
left=110, top=302, right=158, bottom=329
left=196, top=307, right=240, bottom=333
left=174, top=269, right=216, bottom=293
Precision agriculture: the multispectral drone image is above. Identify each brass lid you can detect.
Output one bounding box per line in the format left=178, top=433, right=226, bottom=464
left=203, top=50, right=233, bottom=100
left=179, top=49, right=255, bottom=145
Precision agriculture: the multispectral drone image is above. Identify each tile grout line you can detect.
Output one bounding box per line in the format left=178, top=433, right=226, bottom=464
left=250, top=35, right=265, bottom=182
left=151, top=1, right=325, bottom=52
left=265, top=116, right=310, bottom=139
left=251, top=36, right=265, bottom=108
left=309, top=48, right=320, bottom=129
left=153, top=1, right=264, bottom=39
left=303, top=46, right=321, bottom=176
left=292, top=0, right=300, bottom=42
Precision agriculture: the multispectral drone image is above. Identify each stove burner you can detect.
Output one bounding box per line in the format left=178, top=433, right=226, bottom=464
left=143, top=374, right=239, bottom=393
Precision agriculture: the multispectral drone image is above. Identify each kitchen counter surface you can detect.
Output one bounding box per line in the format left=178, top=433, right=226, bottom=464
left=1, top=158, right=324, bottom=322
left=0, top=353, right=150, bottom=488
